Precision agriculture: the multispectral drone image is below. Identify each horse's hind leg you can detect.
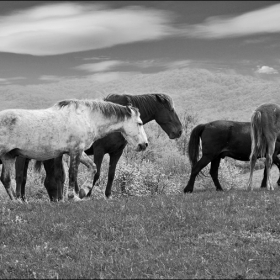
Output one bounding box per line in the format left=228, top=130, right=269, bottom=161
left=55, top=156, right=65, bottom=201
left=15, top=157, right=30, bottom=202
left=1, top=155, right=17, bottom=200
left=272, top=151, right=280, bottom=186
left=247, top=152, right=258, bottom=191
left=184, top=155, right=211, bottom=193
left=266, top=140, right=275, bottom=190
left=79, top=152, right=97, bottom=199
left=43, top=157, right=65, bottom=202
left=68, top=152, right=81, bottom=201
left=209, top=157, right=223, bottom=191
left=260, top=165, right=267, bottom=188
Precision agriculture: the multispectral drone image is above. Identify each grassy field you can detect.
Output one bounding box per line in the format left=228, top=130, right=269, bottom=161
left=1, top=66, right=280, bottom=279
left=1, top=175, right=280, bottom=279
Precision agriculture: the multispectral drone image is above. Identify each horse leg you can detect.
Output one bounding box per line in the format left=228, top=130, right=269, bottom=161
left=260, top=165, right=267, bottom=188
left=15, top=157, right=30, bottom=202
left=79, top=152, right=97, bottom=199
left=68, top=152, right=82, bottom=201
left=43, top=159, right=57, bottom=201
left=55, top=156, right=65, bottom=201
left=184, top=155, right=212, bottom=193
left=209, top=157, right=223, bottom=191
left=272, top=153, right=280, bottom=186
left=86, top=148, right=105, bottom=197
left=1, top=155, right=17, bottom=200
left=43, top=156, right=65, bottom=202
left=247, top=153, right=258, bottom=191
left=266, top=141, right=275, bottom=190
left=105, top=149, right=124, bottom=198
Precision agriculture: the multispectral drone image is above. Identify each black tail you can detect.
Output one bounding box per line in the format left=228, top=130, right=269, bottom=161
left=188, top=123, right=205, bottom=167
left=34, top=161, right=42, bottom=173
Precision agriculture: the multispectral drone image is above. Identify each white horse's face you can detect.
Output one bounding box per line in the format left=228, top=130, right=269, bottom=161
left=122, top=109, right=148, bottom=151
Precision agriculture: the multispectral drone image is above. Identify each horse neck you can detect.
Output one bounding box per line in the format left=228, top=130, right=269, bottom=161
left=137, top=107, right=155, bottom=125
left=90, top=111, right=126, bottom=138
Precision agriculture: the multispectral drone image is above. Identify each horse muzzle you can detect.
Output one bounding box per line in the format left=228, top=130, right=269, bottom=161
left=169, top=129, right=182, bottom=139
left=137, top=142, right=148, bottom=151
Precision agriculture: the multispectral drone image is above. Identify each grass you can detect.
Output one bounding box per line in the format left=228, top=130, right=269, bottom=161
left=1, top=185, right=280, bottom=279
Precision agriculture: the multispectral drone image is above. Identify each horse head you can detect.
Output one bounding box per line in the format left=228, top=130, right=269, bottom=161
left=121, top=106, right=148, bottom=151
left=154, top=94, right=183, bottom=139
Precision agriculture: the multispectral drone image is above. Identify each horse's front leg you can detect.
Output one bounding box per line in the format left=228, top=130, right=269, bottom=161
left=79, top=152, right=97, bottom=199
left=104, top=149, right=124, bottom=198
left=68, top=151, right=82, bottom=202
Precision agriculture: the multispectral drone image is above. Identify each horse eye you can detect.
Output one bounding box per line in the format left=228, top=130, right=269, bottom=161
left=138, top=122, right=143, bottom=126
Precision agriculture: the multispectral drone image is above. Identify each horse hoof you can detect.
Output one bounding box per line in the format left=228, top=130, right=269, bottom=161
left=184, top=189, right=193, bottom=194
left=68, top=193, right=74, bottom=199
left=216, top=188, right=223, bottom=192
left=73, top=196, right=82, bottom=202
left=79, top=189, right=86, bottom=199
left=105, top=192, right=111, bottom=199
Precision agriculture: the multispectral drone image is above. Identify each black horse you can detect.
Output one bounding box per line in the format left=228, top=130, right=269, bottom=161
left=184, top=120, right=280, bottom=193
left=12, top=93, right=182, bottom=201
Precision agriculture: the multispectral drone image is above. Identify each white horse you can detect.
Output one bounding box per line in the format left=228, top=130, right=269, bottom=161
left=0, top=99, right=148, bottom=201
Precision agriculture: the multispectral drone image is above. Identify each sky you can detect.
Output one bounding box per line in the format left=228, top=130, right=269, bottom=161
left=0, top=1, right=280, bottom=85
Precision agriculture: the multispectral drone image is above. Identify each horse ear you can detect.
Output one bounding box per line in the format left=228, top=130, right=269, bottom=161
left=126, top=96, right=132, bottom=107
left=156, top=94, right=166, bottom=104
left=126, top=105, right=132, bottom=115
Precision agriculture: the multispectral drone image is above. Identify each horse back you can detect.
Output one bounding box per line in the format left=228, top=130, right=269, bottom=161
left=0, top=108, right=92, bottom=158
left=201, top=120, right=252, bottom=160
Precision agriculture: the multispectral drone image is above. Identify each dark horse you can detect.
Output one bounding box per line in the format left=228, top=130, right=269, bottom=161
left=248, top=103, right=280, bottom=190
left=184, top=120, right=280, bottom=193
left=12, top=93, right=182, bottom=201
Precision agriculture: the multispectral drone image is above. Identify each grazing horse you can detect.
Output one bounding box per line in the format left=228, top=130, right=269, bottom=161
left=0, top=99, right=148, bottom=201
left=248, top=103, right=280, bottom=190
left=184, top=120, right=280, bottom=193
left=14, top=93, right=182, bottom=201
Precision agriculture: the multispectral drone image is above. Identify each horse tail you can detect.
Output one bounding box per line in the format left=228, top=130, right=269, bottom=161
left=188, top=123, right=205, bottom=167
left=250, top=110, right=266, bottom=160
left=34, top=161, right=43, bottom=173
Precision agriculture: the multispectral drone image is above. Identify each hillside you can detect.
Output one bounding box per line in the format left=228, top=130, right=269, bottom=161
left=1, top=68, right=280, bottom=123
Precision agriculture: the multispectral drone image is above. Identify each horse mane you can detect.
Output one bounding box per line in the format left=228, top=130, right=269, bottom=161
left=104, top=93, right=174, bottom=117
left=54, top=99, right=139, bottom=121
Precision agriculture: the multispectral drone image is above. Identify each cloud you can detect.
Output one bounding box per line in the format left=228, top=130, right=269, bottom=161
left=255, top=66, right=278, bottom=74
left=0, top=77, right=26, bottom=84
left=0, top=2, right=174, bottom=56
left=39, top=75, right=65, bottom=81
left=75, top=59, right=192, bottom=74
left=165, top=60, right=191, bottom=69
left=184, top=3, right=280, bottom=38
left=88, top=72, right=138, bottom=83
left=0, top=78, right=9, bottom=85
left=75, top=60, right=125, bottom=72
left=83, top=56, right=111, bottom=61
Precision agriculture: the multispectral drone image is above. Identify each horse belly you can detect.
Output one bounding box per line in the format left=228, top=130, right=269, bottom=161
left=18, top=148, right=64, bottom=161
